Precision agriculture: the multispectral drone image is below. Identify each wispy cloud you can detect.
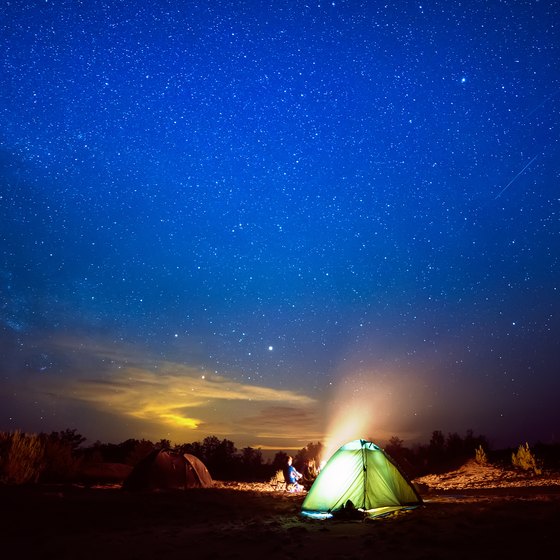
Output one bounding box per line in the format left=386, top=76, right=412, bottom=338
left=236, top=405, right=323, bottom=437
left=6, top=334, right=325, bottom=447
left=36, top=346, right=320, bottom=445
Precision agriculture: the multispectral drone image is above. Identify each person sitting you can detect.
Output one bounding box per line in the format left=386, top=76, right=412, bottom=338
left=284, top=456, right=304, bottom=492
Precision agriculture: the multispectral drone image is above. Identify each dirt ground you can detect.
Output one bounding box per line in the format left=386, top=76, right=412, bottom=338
left=2, top=461, right=559, bottom=559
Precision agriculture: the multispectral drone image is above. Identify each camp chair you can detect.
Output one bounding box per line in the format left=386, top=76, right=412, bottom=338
left=270, top=469, right=287, bottom=491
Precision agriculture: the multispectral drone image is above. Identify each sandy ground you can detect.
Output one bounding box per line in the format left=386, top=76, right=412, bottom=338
left=2, top=462, right=559, bottom=559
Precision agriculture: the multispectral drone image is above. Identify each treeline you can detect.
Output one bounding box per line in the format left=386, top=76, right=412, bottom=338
left=83, top=435, right=325, bottom=482
left=0, top=429, right=323, bottom=485
left=1, top=428, right=558, bottom=486
left=385, top=429, right=491, bottom=476
left=385, top=430, right=560, bottom=476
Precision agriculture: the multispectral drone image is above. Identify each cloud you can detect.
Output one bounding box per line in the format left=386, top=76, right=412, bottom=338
left=38, top=359, right=318, bottom=445
left=235, top=405, right=325, bottom=441
left=3, top=334, right=324, bottom=448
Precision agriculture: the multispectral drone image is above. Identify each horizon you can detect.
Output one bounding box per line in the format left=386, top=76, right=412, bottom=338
left=5, top=424, right=555, bottom=458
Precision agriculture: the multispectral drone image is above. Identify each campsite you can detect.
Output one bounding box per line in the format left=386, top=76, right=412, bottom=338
left=2, top=450, right=560, bottom=559
left=2, top=4, right=558, bottom=557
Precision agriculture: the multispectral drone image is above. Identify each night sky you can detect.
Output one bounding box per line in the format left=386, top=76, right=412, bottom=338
left=1, top=1, right=559, bottom=453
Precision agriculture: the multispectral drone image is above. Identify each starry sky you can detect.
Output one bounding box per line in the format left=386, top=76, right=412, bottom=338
left=1, top=1, right=559, bottom=453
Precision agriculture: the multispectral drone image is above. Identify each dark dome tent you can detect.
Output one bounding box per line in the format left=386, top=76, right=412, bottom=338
left=123, top=449, right=213, bottom=491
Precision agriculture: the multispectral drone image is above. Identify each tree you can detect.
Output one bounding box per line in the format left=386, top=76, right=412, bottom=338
left=427, top=430, right=446, bottom=470
left=272, top=451, right=289, bottom=471
left=41, top=431, right=83, bottom=482
left=295, top=442, right=324, bottom=467
left=175, top=440, right=204, bottom=458
left=49, top=429, right=86, bottom=451
left=238, top=447, right=266, bottom=480
left=429, top=430, right=445, bottom=450
left=240, top=446, right=263, bottom=468
left=385, top=436, right=406, bottom=463
left=385, top=436, right=404, bottom=455
left=118, top=439, right=155, bottom=465
left=156, top=438, right=171, bottom=450
left=445, top=432, right=464, bottom=461
left=201, top=437, right=237, bottom=479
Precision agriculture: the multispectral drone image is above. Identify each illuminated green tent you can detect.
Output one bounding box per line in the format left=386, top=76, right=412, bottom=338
left=301, top=439, right=422, bottom=519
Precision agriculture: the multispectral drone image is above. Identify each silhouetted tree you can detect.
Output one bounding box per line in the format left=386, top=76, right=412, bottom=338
left=201, top=436, right=237, bottom=479
left=383, top=436, right=421, bottom=478
left=446, top=432, right=464, bottom=461
left=427, top=430, right=446, bottom=469
left=295, top=442, right=324, bottom=468
left=89, top=441, right=122, bottom=463
left=272, top=451, right=289, bottom=471
left=81, top=440, right=105, bottom=464
left=49, top=429, right=86, bottom=451
left=156, top=438, right=171, bottom=450
left=387, top=436, right=404, bottom=449
left=118, top=439, right=155, bottom=465
left=175, top=440, right=204, bottom=458
left=238, top=447, right=268, bottom=480
left=385, top=436, right=405, bottom=461
left=240, top=446, right=263, bottom=468
left=464, top=430, right=490, bottom=457
left=40, top=431, right=84, bottom=482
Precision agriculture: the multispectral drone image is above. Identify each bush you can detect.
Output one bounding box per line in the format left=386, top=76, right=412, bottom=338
left=40, top=435, right=83, bottom=482
left=475, top=445, right=488, bottom=466
left=512, top=442, right=542, bottom=475
left=0, top=431, right=46, bottom=485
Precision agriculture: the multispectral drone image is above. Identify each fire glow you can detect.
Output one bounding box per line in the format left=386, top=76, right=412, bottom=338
left=321, top=371, right=401, bottom=462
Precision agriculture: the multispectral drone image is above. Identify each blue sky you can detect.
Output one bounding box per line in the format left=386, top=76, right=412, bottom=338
left=1, top=1, right=559, bottom=451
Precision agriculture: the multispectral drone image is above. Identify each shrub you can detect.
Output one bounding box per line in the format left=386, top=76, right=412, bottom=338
left=0, top=431, right=46, bottom=485
left=40, top=435, right=83, bottom=482
left=512, top=442, right=542, bottom=475
left=475, top=445, right=488, bottom=466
